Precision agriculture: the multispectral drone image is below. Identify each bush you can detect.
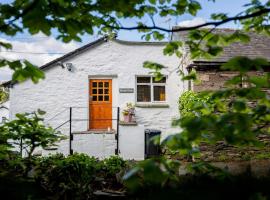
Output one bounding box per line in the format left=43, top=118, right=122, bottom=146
left=34, top=153, right=127, bottom=200
left=103, top=155, right=127, bottom=175
left=179, top=91, right=212, bottom=117
left=0, top=109, right=64, bottom=160
left=35, top=153, right=98, bottom=199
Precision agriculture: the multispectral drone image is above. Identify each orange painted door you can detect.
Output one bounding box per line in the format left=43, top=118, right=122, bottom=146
left=89, top=79, right=112, bottom=130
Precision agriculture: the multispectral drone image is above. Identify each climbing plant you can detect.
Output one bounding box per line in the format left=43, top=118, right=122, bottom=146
left=0, top=87, right=8, bottom=103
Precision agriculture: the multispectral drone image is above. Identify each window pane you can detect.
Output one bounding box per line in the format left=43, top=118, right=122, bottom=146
left=92, top=82, right=97, bottom=87
left=92, top=96, right=97, bottom=101
left=137, top=77, right=151, bottom=83
left=98, top=96, right=103, bottom=101
left=137, top=85, right=151, bottom=102
left=104, top=89, right=109, bottom=94
left=104, top=95, right=109, bottom=101
left=98, top=82, right=103, bottom=87
left=153, top=77, right=166, bottom=83
left=104, top=82, right=109, bottom=87
left=92, top=89, right=97, bottom=94
left=154, top=86, right=166, bottom=101
left=98, top=89, right=103, bottom=94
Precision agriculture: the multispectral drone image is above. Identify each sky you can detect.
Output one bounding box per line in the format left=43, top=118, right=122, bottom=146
left=0, top=0, right=267, bottom=81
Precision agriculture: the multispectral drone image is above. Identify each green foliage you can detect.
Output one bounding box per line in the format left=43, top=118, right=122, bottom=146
left=0, top=109, right=64, bottom=159
left=2, top=0, right=270, bottom=198
left=185, top=29, right=251, bottom=60
left=179, top=91, right=212, bottom=117
left=124, top=157, right=181, bottom=193
left=0, top=86, right=8, bottom=103
left=143, top=61, right=166, bottom=80
left=168, top=62, right=270, bottom=155
left=254, top=153, right=270, bottom=160
left=126, top=55, right=270, bottom=197
left=1, top=0, right=269, bottom=84
left=102, top=155, right=127, bottom=175
left=34, top=153, right=127, bottom=199
left=0, top=153, right=127, bottom=199
left=35, top=153, right=98, bottom=199
left=163, top=41, right=183, bottom=57
left=0, top=59, right=45, bottom=84
left=222, top=56, right=269, bottom=73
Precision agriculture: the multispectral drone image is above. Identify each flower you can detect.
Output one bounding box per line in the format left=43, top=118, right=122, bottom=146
left=122, top=103, right=135, bottom=116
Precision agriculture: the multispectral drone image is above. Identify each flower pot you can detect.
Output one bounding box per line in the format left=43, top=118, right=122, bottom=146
left=123, top=114, right=132, bottom=122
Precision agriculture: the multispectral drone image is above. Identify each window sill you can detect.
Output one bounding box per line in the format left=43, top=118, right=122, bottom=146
left=135, top=103, right=170, bottom=108
left=119, top=121, right=138, bottom=126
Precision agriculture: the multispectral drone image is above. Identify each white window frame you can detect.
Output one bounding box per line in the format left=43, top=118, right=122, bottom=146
left=135, top=75, right=167, bottom=103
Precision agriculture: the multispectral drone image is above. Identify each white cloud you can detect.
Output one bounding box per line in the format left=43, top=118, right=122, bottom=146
left=178, top=17, right=206, bottom=27
left=0, top=32, right=81, bottom=81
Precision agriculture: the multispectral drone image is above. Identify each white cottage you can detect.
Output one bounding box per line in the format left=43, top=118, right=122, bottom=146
left=4, top=37, right=189, bottom=160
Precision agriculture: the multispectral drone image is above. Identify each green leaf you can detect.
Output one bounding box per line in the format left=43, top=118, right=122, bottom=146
left=163, top=41, right=182, bottom=56
left=0, top=41, right=12, bottom=49
left=222, top=57, right=268, bottom=73
left=233, top=100, right=246, bottom=111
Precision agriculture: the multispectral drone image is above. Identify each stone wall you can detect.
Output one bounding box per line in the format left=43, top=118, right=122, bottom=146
left=193, top=70, right=265, bottom=92
left=189, top=69, right=270, bottom=163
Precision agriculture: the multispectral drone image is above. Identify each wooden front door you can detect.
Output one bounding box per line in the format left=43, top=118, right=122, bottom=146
left=89, top=79, right=112, bottom=130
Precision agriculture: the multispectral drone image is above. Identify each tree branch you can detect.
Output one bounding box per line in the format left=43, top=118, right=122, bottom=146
left=0, top=0, right=39, bottom=31
left=106, top=8, right=270, bottom=33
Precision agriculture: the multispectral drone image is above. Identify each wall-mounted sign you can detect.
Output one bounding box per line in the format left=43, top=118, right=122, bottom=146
left=119, top=88, right=134, bottom=93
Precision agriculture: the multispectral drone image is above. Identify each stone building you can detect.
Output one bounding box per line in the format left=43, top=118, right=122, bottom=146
left=173, top=28, right=270, bottom=92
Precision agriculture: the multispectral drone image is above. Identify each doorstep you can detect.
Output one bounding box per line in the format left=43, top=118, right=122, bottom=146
left=72, top=129, right=116, bottom=134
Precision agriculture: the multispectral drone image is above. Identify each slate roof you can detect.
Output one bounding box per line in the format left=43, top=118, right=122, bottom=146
left=172, top=28, right=270, bottom=63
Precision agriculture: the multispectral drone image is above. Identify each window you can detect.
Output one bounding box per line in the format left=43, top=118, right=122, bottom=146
left=136, top=76, right=166, bottom=103
left=91, top=80, right=110, bottom=102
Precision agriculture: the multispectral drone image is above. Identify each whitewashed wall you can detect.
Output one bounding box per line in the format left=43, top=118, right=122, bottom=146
left=9, top=39, right=190, bottom=158
left=119, top=125, right=145, bottom=160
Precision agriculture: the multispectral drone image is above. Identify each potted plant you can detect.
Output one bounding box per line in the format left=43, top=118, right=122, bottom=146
left=122, top=103, right=135, bottom=122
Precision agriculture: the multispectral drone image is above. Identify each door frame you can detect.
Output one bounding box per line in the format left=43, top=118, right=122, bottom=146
left=88, top=78, right=113, bottom=130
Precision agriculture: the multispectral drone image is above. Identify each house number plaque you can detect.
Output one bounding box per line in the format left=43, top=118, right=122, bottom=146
left=119, top=88, right=134, bottom=93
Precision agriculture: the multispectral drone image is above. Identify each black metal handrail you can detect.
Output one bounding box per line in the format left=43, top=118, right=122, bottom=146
left=45, top=108, right=69, bottom=123
left=43, top=106, right=120, bottom=156
left=54, top=120, right=70, bottom=131
left=68, top=106, right=120, bottom=156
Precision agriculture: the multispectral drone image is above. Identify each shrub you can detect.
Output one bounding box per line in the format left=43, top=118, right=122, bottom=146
left=102, top=155, right=127, bottom=175
left=0, top=109, right=64, bottom=160
left=34, top=154, right=127, bottom=200
left=179, top=91, right=212, bottom=117
left=35, top=153, right=98, bottom=200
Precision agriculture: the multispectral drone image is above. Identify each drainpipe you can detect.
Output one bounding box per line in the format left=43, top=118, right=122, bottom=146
left=187, top=63, right=196, bottom=91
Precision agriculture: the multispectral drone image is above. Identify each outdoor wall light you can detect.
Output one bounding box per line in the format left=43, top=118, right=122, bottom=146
left=57, top=61, right=74, bottom=72
left=65, top=63, right=74, bottom=72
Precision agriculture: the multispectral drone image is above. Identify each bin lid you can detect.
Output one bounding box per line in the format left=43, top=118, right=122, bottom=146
left=145, top=129, right=161, bottom=134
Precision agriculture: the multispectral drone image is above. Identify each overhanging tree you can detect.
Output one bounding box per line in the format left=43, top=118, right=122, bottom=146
left=1, top=0, right=270, bottom=191
left=0, top=0, right=270, bottom=82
